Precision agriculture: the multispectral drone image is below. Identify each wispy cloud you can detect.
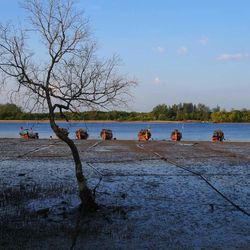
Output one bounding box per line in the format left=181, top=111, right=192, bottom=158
left=154, top=77, right=161, bottom=85
left=153, top=46, right=166, bottom=54
left=177, top=46, right=188, bottom=55
left=157, top=46, right=165, bottom=53
left=199, top=37, right=208, bottom=45
left=217, top=53, right=250, bottom=61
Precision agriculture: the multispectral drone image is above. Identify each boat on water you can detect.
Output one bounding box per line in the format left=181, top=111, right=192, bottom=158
left=138, top=129, right=151, bottom=141
left=75, top=128, right=89, bottom=140
left=100, top=129, right=113, bottom=140
left=171, top=129, right=182, bottom=141
left=212, top=130, right=224, bottom=142
left=57, top=127, right=69, bottom=136
left=19, top=127, right=39, bottom=139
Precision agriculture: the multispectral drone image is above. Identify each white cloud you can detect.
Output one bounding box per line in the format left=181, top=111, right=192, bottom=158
left=177, top=46, right=188, bottom=55
left=217, top=53, right=250, bottom=61
left=154, top=77, right=161, bottom=84
left=153, top=46, right=165, bottom=54
left=199, top=37, right=208, bottom=45
left=156, top=46, right=165, bottom=54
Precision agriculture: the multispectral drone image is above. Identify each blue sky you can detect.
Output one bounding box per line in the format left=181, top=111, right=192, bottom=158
left=1, top=0, right=250, bottom=111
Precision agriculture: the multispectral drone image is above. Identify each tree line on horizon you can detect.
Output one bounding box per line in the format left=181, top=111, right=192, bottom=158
left=1, top=102, right=250, bottom=123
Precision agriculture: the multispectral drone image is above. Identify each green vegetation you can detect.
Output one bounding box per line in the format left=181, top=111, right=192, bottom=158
left=152, top=103, right=211, bottom=121
left=0, top=103, right=23, bottom=119
left=1, top=102, right=250, bottom=122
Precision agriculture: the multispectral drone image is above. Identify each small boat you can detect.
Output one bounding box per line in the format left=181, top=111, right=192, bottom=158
left=100, top=129, right=113, bottom=140
left=171, top=129, right=182, bottom=141
left=138, top=129, right=151, bottom=141
left=19, top=128, right=39, bottom=139
left=212, top=130, right=224, bottom=142
left=75, top=128, right=89, bottom=140
left=56, top=127, right=69, bottom=137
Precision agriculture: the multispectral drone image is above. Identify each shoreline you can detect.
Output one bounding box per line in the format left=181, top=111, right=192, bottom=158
left=0, top=119, right=205, bottom=124
left=0, top=119, right=250, bottom=124
left=0, top=138, right=249, bottom=143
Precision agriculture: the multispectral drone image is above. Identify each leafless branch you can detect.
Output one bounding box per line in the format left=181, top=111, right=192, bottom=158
left=0, top=0, right=136, bottom=213
left=0, top=0, right=136, bottom=115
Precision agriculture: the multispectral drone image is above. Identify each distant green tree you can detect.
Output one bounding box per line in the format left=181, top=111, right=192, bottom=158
left=228, top=110, right=243, bottom=122
left=182, top=103, right=194, bottom=113
left=0, top=103, right=23, bottom=119
left=212, top=105, right=220, bottom=113
left=152, top=104, right=169, bottom=120
left=4, top=101, right=250, bottom=123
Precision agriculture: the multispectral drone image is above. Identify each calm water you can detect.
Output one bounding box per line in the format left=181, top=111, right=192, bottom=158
left=0, top=121, right=250, bottom=141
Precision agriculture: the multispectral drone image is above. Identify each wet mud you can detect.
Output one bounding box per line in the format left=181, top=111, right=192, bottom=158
left=0, top=139, right=250, bottom=249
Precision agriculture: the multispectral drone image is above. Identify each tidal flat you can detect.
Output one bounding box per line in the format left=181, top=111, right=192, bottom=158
left=0, top=139, right=250, bottom=249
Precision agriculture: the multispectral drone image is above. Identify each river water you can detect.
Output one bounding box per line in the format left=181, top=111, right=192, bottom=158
left=0, top=121, right=250, bottom=141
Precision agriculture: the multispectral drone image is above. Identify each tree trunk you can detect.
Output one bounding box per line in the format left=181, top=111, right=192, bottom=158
left=66, top=136, right=98, bottom=212
left=47, top=121, right=96, bottom=213
left=54, top=127, right=98, bottom=212
left=45, top=93, right=97, bottom=212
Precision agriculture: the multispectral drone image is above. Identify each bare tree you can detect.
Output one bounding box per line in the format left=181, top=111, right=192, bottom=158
left=0, top=0, right=135, bottom=212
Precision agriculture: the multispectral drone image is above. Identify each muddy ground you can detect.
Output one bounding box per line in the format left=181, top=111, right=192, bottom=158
left=0, top=138, right=250, bottom=249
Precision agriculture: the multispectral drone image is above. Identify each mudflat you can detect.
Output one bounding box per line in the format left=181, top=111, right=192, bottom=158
left=0, top=139, right=250, bottom=249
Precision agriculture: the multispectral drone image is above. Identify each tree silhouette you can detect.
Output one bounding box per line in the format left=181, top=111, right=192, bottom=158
left=0, top=0, right=135, bottom=212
